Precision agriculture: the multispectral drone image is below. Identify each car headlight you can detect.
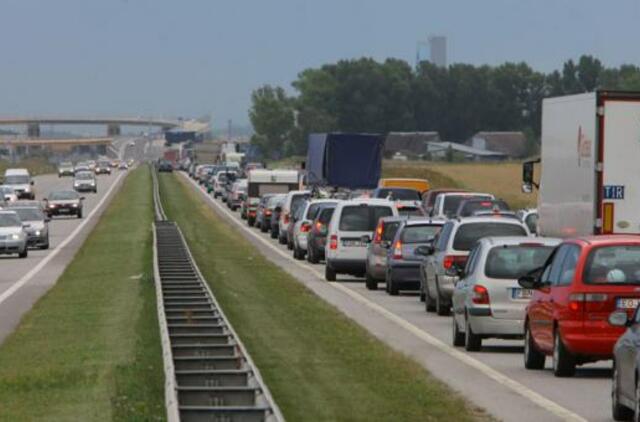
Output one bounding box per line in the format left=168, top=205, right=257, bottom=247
left=72, top=203, right=78, bottom=207
left=34, top=230, right=41, bottom=236
left=11, top=233, right=20, bottom=240
left=90, top=181, right=95, bottom=185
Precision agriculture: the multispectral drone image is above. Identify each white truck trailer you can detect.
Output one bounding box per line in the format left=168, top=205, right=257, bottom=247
left=247, top=169, right=300, bottom=199
left=523, top=90, right=640, bottom=237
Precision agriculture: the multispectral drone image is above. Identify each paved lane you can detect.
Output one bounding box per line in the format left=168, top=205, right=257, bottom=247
left=181, top=173, right=611, bottom=422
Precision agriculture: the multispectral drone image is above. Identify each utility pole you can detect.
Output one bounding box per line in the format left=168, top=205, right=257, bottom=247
left=227, top=119, right=232, bottom=142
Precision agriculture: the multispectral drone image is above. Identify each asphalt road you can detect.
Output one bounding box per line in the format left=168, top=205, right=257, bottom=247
left=181, top=173, right=611, bottom=422
left=0, top=137, right=148, bottom=344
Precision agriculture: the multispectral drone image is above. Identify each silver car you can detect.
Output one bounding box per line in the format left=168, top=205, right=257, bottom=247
left=74, top=171, right=97, bottom=193
left=451, top=236, right=559, bottom=351
left=292, top=199, right=338, bottom=260
left=0, top=211, right=28, bottom=258
left=7, top=205, right=50, bottom=249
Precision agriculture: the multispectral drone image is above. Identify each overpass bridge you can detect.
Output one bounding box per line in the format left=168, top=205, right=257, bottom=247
left=0, top=117, right=204, bottom=137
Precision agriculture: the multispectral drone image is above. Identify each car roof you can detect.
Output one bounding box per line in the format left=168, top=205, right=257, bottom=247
left=403, top=218, right=446, bottom=226
left=441, top=192, right=493, bottom=198
left=453, top=216, right=527, bottom=225
left=340, top=198, right=395, bottom=206
left=571, top=235, right=640, bottom=246
left=479, top=236, right=561, bottom=247
left=5, top=168, right=29, bottom=175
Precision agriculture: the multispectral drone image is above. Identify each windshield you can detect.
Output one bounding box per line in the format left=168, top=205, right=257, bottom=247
left=0, top=213, right=21, bottom=227
left=376, top=188, right=421, bottom=201
left=485, top=246, right=554, bottom=279
left=306, top=202, right=337, bottom=220
left=290, top=194, right=311, bottom=215
left=60, top=162, right=73, bottom=168
left=444, top=195, right=492, bottom=216
left=584, top=246, right=640, bottom=284
left=13, top=208, right=44, bottom=221
left=459, top=200, right=510, bottom=217
left=4, top=175, right=29, bottom=185
left=49, top=191, right=79, bottom=200
left=453, top=223, right=527, bottom=251
left=339, top=205, right=393, bottom=232
left=401, top=225, right=442, bottom=244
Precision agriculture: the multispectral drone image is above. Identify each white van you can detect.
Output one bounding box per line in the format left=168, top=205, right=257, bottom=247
left=325, top=198, right=398, bottom=281
left=278, top=190, right=311, bottom=247
left=3, top=169, right=34, bottom=199
left=430, top=192, right=494, bottom=219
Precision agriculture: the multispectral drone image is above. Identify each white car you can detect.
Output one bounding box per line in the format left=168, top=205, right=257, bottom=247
left=0, top=211, right=28, bottom=258
left=451, top=236, right=560, bottom=351
left=430, top=192, right=495, bottom=219
left=517, top=208, right=539, bottom=235
left=325, top=198, right=398, bottom=281
left=3, top=168, right=35, bottom=200
left=0, top=186, right=18, bottom=203
left=292, top=199, right=339, bottom=260
left=278, top=190, right=311, bottom=248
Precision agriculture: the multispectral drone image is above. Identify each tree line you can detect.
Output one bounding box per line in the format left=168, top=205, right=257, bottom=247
left=249, top=55, right=640, bottom=159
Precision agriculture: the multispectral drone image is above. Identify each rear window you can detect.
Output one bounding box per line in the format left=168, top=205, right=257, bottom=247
left=398, top=206, right=424, bottom=217
left=290, top=194, right=311, bottom=215
left=452, top=223, right=527, bottom=251
left=382, top=222, right=401, bottom=242
left=584, top=246, right=640, bottom=284
left=444, top=195, right=492, bottom=216
left=306, top=202, right=336, bottom=220
left=317, top=207, right=335, bottom=224
left=458, top=200, right=510, bottom=217
left=376, top=188, right=420, bottom=201
left=339, top=205, right=393, bottom=232
left=401, top=225, right=442, bottom=244
left=485, top=246, right=554, bottom=279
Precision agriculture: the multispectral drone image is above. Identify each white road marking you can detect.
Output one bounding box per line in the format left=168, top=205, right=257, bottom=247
left=0, top=172, right=127, bottom=307
left=180, top=174, right=588, bottom=422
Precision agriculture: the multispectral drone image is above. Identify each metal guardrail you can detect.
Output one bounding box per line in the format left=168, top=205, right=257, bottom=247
left=151, top=166, right=283, bottom=422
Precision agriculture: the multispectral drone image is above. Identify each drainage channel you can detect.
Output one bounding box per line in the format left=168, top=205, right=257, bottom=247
left=151, top=168, right=283, bottom=422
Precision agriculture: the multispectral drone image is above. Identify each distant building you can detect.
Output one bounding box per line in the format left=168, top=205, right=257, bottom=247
left=384, top=131, right=441, bottom=159
left=426, top=141, right=507, bottom=161
left=429, top=36, right=447, bottom=67
left=467, top=131, right=528, bottom=159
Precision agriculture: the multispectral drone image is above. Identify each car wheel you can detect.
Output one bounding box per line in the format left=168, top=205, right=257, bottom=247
left=365, top=271, right=377, bottom=290
left=425, top=288, right=436, bottom=313
left=452, top=315, right=465, bottom=347
left=247, top=217, right=255, bottom=227
left=436, top=291, right=451, bottom=316
left=18, top=248, right=28, bottom=259
left=293, top=245, right=304, bottom=260
left=287, top=239, right=294, bottom=250
left=524, top=322, right=546, bottom=370
left=552, top=329, right=576, bottom=377
left=308, top=246, right=319, bottom=264
left=325, top=264, right=337, bottom=282
left=40, top=242, right=50, bottom=250
left=386, top=271, right=398, bottom=296
left=270, top=229, right=278, bottom=239
left=612, top=362, right=634, bottom=421
left=278, top=234, right=287, bottom=245
left=77, top=210, right=83, bottom=219
left=464, top=314, right=482, bottom=351
left=260, top=223, right=269, bottom=233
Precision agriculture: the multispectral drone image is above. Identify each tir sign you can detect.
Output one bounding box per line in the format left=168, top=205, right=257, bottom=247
left=603, top=185, right=625, bottom=200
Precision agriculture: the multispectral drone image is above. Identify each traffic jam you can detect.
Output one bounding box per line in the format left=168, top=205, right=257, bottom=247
left=170, top=91, right=640, bottom=421
left=0, top=159, right=130, bottom=258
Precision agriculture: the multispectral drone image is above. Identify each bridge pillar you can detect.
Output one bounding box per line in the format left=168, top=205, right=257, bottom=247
left=27, top=123, right=40, bottom=138
left=107, top=124, right=121, bottom=137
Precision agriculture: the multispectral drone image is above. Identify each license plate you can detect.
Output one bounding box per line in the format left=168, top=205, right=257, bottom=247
left=617, top=298, right=640, bottom=309
left=511, top=288, right=533, bottom=300
left=59, top=208, right=70, bottom=213
left=342, top=240, right=362, bottom=247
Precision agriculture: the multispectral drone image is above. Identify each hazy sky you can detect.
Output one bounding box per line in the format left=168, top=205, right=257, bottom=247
left=2, top=0, right=640, bottom=127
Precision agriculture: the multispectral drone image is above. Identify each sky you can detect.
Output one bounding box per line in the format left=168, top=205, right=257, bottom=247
left=2, top=0, right=640, bottom=128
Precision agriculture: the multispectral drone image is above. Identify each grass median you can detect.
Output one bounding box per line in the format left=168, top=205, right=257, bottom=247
left=0, top=167, right=164, bottom=421
left=159, top=172, right=489, bottom=422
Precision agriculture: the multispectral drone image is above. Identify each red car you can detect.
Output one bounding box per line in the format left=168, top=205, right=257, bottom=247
left=519, top=236, right=640, bottom=377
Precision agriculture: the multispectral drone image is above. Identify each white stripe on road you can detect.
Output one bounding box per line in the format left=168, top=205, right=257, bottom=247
left=0, top=172, right=127, bottom=307
left=180, top=173, right=587, bottom=422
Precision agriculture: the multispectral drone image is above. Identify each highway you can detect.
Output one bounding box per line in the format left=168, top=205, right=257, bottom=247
left=181, top=173, right=611, bottom=422
left=0, top=137, right=147, bottom=344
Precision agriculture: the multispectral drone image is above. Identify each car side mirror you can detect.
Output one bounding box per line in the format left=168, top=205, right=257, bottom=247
left=80, top=197, right=86, bottom=201
left=361, top=235, right=372, bottom=244
left=608, top=311, right=632, bottom=327
left=518, top=275, right=539, bottom=290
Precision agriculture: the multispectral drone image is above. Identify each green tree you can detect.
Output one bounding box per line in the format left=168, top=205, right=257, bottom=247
left=248, top=85, right=295, bottom=159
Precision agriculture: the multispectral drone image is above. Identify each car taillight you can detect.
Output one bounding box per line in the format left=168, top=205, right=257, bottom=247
left=329, top=235, right=338, bottom=250
left=301, top=222, right=311, bottom=233
left=472, top=285, right=490, bottom=305
left=568, top=293, right=610, bottom=313
left=443, top=255, right=466, bottom=270
left=265, top=210, right=272, bottom=216
left=374, top=222, right=384, bottom=243
left=392, top=241, right=403, bottom=259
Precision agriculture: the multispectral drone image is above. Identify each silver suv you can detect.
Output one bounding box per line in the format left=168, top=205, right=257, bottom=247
left=451, top=236, right=559, bottom=351
left=420, top=216, right=530, bottom=316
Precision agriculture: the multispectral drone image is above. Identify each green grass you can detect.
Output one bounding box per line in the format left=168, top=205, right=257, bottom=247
left=158, top=173, right=489, bottom=422
left=0, top=157, right=57, bottom=176
left=0, top=167, right=165, bottom=421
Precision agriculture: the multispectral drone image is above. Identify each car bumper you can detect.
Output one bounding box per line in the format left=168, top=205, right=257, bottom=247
left=0, top=239, right=26, bottom=254
left=327, top=259, right=366, bottom=274
left=468, top=312, right=524, bottom=337
left=560, top=322, right=625, bottom=358
left=437, top=274, right=458, bottom=300
left=296, top=234, right=308, bottom=250
left=388, top=262, right=421, bottom=289
left=15, top=191, right=33, bottom=199
left=74, top=185, right=95, bottom=192
left=47, top=207, right=79, bottom=216
left=26, top=232, right=48, bottom=246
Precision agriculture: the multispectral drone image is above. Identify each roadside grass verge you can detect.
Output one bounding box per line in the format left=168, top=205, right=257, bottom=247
left=159, top=172, right=490, bottom=422
left=0, top=167, right=164, bottom=421
left=0, top=157, right=57, bottom=176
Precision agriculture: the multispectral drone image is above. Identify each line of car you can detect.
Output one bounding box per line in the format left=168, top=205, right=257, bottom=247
left=184, top=164, right=640, bottom=421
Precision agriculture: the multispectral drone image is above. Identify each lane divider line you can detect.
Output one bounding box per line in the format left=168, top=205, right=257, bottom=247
left=0, top=172, right=127, bottom=307
left=179, top=173, right=587, bottom=422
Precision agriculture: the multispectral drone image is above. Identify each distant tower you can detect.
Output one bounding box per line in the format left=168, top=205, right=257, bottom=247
left=428, top=36, right=447, bottom=67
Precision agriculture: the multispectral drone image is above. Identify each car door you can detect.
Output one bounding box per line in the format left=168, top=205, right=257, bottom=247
left=530, top=245, right=569, bottom=352
left=617, top=307, right=640, bottom=400
left=453, top=244, right=480, bottom=319
left=426, top=222, right=453, bottom=297
left=552, top=245, right=581, bottom=329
